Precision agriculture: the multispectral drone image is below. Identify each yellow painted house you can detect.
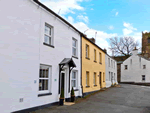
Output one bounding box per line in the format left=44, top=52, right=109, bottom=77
left=81, top=35, right=106, bottom=95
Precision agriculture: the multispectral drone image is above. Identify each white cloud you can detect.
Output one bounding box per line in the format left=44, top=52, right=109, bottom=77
left=115, top=12, right=118, bottom=16
left=67, top=17, right=117, bottom=55
left=41, top=0, right=84, bottom=16
left=90, top=8, right=94, bottom=10
left=77, top=15, right=89, bottom=23
left=108, top=25, right=114, bottom=30
left=123, top=22, right=137, bottom=35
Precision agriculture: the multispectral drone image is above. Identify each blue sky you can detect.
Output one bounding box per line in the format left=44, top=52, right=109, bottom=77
left=40, top=0, right=150, bottom=55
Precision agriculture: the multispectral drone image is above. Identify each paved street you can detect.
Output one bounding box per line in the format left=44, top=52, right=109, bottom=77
left=32, top=84, right=150, bottom=113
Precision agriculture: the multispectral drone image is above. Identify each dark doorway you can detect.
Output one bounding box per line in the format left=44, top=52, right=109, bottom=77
left=61, top=73, right=65, bottom=96
left=99, top=72, right=102, bottom=88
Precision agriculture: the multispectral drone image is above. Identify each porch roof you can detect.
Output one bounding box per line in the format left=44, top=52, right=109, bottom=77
left=59, top=58, right=76, bottom=67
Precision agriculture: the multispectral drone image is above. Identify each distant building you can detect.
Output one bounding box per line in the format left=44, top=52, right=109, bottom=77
left=105, top=54, right=118, bottom=88
left=112, top=55, right=130, bottom=82
left=121, top=47, right=150, bottom=83
left=142, top=32, right=150, bottom=58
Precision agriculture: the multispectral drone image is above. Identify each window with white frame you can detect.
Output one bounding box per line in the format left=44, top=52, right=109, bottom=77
left=72, top=71, right=77, bottom=88
left=143, top=65, right=146, bottom=69
left=109, top=72, right=111, bottom=81
left=114, top=61, right=115, bottom=69
left=93, top=72, right=96, bottom=85
left=86, top=71, right=89, bottom=86
left=108, top=58, right=110, bottom=67
left=111, top=60, right=113, bottom=68
left=86, top=44, right=89, bottom=58
left=94, top=49, right=96, bottom=61
left=72, top=38, right=77, bottom=57
left=44, top=24, right=53, bottom=45
left=142, top=75, right=145, bottom=81
left=39, top=65, right=51, bottom=93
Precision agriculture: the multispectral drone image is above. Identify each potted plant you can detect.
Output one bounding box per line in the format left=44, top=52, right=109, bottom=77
left=59, top=88, right=64, bottom=105
left=71, top=87, right=75, bottom=102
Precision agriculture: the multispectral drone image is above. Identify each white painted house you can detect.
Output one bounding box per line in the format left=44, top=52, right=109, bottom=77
left=121, top=48, right=150, bottom=83
left=0, top=0, right=82, bottom=112
left=105, top=54, right=118, bottom=88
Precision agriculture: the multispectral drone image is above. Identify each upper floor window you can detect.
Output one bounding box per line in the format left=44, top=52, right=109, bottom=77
left=44, top=24, right=53, bottom=45
left=111, top=60, right=113, bottom=68
left=86, top=44, right=89, bottom=58
left=148, top=37, right=150, bottom=43
left=72, top=38, right=77, bottom=57
left=108, top=58, right=110, bottom=67
left=94, top=49, right=96, bottom=61
left=143, top=65, right=146, bottom=69
left=125, top=65, right=128, bottom=70
left=39, top=65, right=51, bottom=94
left=114, top=61, right=115, bottom=68
left=99, top=53, right=102, bottom=64
left=130, top=59, right=132, bottom=65
left=93, top=72, right=97, bottom=85
left=72, top=71, right=77, bottom=89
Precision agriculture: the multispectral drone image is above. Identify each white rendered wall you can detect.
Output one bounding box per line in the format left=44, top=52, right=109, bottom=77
left=121, top=51, right=150, bottom=83
left=105, top=54, right=118, bottom=88
left=0, top=0, right=82, bottom=113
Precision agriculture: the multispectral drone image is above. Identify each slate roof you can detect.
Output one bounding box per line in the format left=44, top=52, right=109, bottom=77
left=59, top=58, right=76, bottom=67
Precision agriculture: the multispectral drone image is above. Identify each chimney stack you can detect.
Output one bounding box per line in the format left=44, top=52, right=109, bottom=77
left=89, top=37, right=95, bottom=43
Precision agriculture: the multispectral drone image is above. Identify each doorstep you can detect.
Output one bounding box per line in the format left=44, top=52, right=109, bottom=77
left=64, top=102, right=75, bottom=106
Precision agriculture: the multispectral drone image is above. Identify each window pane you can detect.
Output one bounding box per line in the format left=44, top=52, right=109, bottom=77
left=72, top=72, right=76, bottom=79
left=45, top=68, right=49, bottom=78
left=72, top=39, right=76, bottom=47
left=43, top=69, right=45, bottom=78
left=72, top=48, right=76, bottom=56
left=45, top=26, right=50, bottom=35
left=44, top=35, right=50, bottom=44
left=40, top=69, right=42, bottom=78
left=72, top=80, right=76, bottom=87
left=39, top=79, right=42, bottom=91
left=45, top=80, right=48, bottom=90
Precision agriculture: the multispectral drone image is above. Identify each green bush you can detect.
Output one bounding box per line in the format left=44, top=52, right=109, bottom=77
left=71, top=87, right=75, bottom=96
left=60, top=88, right=64, bottom=98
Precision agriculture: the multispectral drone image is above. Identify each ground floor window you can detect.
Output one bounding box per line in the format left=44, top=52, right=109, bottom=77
left=142, top=75, right=145, bottom=81
left=39, top=64, right=51, bottom=93
left=109, top=72, right=111, bottom=81
left=93, top=72, right=97, bottom=85
left=86, top=71, right=90, bottom=86
left=72, top=71, right=77, bottom=89
left=103, top=72, right=105, bottom=82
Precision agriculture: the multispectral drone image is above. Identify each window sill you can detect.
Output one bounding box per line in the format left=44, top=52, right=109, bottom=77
left=72, top=56, right=78, bottom=59
left=74, top=89, right=79, bottom=91
left=94, top=60, right=97, bottom=63
left=85, top=57, right=90, bottom=60
left=43, top=43, right=54, bottom=48
left=94, top=85, right=97, bottom=87
left=86, top=86, right=90, bottom=88
left=38, top=93, right=52, bottom=97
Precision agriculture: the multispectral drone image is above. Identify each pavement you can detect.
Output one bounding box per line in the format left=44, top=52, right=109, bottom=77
left=31, top=84, right=150, bottom=113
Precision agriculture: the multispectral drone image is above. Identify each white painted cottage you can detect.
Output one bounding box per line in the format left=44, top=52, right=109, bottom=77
left=121, top=48, right=150, bottom=83
left=105, top=53, right=118, bottom=88
left=0, top=0, right=82, bottom=112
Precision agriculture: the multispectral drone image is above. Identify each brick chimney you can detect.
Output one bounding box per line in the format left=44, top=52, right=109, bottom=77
left=104, top=48, right=107, bottom=53
left=89, top=37, right=95, bottom=43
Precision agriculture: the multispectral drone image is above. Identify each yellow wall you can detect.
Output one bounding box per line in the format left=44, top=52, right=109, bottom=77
left=82, top=36, right=106, bottom=93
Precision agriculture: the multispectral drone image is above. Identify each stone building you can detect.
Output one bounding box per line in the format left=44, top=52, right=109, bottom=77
left=142, top=32, right=150, bottom=58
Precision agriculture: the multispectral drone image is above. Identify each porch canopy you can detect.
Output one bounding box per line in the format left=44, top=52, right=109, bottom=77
left=58, top=58, right=76, bottom=94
